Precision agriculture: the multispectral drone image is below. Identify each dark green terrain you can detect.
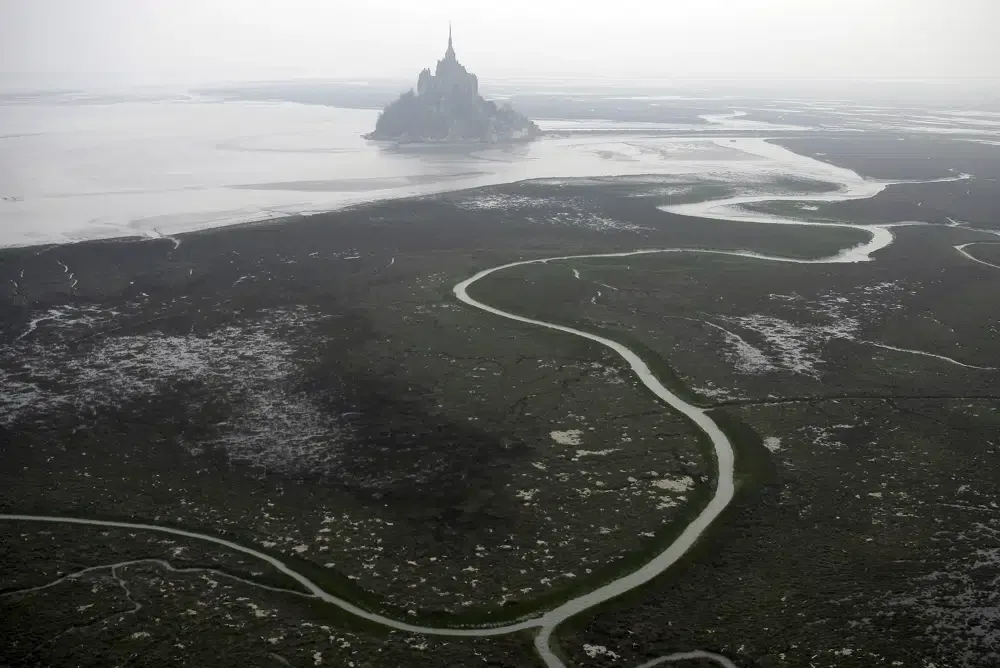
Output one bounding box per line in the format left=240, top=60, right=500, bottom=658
left=2, top=137, right=998, bottom=667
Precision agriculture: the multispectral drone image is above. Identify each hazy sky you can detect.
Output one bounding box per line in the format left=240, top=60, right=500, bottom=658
left=1, top=0, right=997, bottom=86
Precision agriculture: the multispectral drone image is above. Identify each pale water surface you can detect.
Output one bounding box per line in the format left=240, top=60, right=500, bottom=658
left=0, top=100, right=819, bottom=247
left=1, top=97, right=993, bottom=247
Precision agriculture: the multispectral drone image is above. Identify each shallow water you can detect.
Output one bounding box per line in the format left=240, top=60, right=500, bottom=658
left=0, top=100, right=853, bottom=248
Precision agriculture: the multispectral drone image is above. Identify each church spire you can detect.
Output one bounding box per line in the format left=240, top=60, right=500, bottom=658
left=445, top=22, right=456, bottom=60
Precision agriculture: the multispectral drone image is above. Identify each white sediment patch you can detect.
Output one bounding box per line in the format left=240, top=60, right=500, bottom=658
left=516, top=489, right=540, bottom=502
left=764, top=437, right=783, bottom=453
left=454, top=193, right=562, bottom=211
left=626, top=184, right=697, bottom=199
left=247, top=602, right=272, bottom=618
left=720, top=313, right=857, bottom=377
left=550, top=430, right=584, bottom=446
left=698, top=319, right=776, bottom=374
left=719, top=280, right=992, bottom=374
left=583, top=644, right=620, bottom=660
left=458, top=192, right=649, bottom=231
left=16, top=306, right=98, bottom=341
left=800, top=425, right=847, bottom=449
left=548, top=210, right=649, bottom=232
left=728, top=338, right=774, bottom=374
left=574, top=449, right=620, bottom=458
left=1, top=307, right=345, bottom=476
left=691, top=382, right=735, bottom=401
left=652, top=476, right=695, bottom=493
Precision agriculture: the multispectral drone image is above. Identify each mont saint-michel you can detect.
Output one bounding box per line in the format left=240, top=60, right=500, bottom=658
left=365, top=27, right=540, bottom=143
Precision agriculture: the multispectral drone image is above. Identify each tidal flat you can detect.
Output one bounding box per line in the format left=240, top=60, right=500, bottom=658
left=3, top=134, right=998, bottom=666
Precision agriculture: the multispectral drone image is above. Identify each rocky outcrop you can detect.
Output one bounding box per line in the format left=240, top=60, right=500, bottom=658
left=365, top=28, right=539, bottom=144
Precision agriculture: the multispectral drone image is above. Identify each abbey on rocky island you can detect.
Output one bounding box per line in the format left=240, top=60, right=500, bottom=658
left=365, top=25, right=540, bottom=144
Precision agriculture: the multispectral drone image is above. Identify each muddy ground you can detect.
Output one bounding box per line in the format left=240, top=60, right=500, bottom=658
left=2, top=136, right=998, bottom=667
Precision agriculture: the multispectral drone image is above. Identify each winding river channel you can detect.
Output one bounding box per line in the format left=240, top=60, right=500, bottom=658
left=1, top=137, right=990, bottom=668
